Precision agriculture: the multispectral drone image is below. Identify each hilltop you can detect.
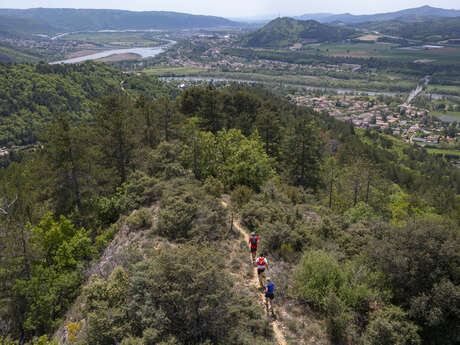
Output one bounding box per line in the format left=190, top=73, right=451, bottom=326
left=242, top=17, right=356, bottom=48
left=0, top=8, right=237, bottom=33
left=297, top=5, right=460, bottom=23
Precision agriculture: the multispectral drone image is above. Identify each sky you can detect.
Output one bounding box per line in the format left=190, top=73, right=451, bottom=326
left=1, top=0, right=460, bottom=18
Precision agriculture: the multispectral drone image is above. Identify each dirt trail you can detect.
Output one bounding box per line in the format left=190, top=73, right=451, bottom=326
left=221, top=201, right=287, bottom=345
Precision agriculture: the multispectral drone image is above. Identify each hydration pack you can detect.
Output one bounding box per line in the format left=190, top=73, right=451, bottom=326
left=257, top=257, right=266, bottom=266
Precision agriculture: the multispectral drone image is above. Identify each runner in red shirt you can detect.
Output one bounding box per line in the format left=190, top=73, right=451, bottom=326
left=248, top=232, right=259, bottom=261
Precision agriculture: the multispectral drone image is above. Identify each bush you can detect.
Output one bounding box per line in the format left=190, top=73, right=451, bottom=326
left=163, top=163, right=188, bottom=180
left=126, top=208, right=152, bottom=230
left=294, top=250, right=345, bottom=311
left=203, top=176, right=224, bottom=197
left=325, top=293, right=350, bottom=345
left=258, top=221, right=306, bottom=258
left=294, top=250, right=387, bottom=314
left=120, top=336, right=143, bottom=345
left=157, top=194, right=197, bottom=240
left=146, top=141, right=184, bottom=178
left=116, top=171, right=161, bottom=214
left=344, top=202, right=379, bottom=224
left=361, top=306, right=421, bottom=345
left=231, top=185, right=254, bottom=211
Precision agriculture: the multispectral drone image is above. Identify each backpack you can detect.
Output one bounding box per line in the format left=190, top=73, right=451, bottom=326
left=257, top=257, right=266, bottom=266
left=251, top=236, right=257, bottom=246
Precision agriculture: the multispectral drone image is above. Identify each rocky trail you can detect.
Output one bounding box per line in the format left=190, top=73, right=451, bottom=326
left=221, top=201, right=288, bottom=345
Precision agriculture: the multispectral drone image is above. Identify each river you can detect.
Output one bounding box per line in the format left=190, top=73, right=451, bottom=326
left=51, top=47, right=165, bottom=64
left=50, top=39, right=176, bottom=64
left=159, top=76, right=443, bottom=98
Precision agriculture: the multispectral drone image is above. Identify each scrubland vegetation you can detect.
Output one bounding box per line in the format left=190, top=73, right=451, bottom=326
left=0, top=62, right=459, bottom=345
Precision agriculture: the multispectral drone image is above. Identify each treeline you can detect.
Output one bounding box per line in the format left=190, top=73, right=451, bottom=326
left=0, top=80, right=459, bottom=344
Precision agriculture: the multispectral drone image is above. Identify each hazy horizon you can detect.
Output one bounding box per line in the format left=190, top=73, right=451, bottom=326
left=1, top=1, right=460, bottom=18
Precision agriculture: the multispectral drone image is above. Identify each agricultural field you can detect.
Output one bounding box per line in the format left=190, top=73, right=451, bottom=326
left=313, top=42, right=460, bottom=64
left=144, top=66, right=204, bottom=76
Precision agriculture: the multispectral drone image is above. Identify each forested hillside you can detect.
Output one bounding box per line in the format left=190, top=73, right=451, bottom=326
left=0, top=64, right=459, bottom=345
left=243, top=17, right=356, bottom=47
left=0, top=8, right=236, bottom=32
left=356, top=16, right=460, bottom=42
left=0, top=62, right=174, bottom=146
left=0, top=15, right=54, bottom=38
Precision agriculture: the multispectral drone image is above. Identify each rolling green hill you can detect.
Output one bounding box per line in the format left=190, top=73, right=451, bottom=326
left=0, top=8, right=237, bottom=33
left=0, top=15, right=55, bottom=37
left=242, top=17, right=356, bottom=48
left=357, top=16, right=460, bottom=42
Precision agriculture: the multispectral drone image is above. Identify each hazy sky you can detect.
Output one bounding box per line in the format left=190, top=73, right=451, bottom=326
left=2, top=0, right=460, bottom=18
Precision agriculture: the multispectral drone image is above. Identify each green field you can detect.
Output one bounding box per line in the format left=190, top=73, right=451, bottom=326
left=426, top=147, right=460, bottom=157
left=427, top=85, right=460, bottom=96
left=314, top=42, right=460, bottom=65
left=431, top=111, right=460, bottom=119
left=143, top=66, right=204, bottom=76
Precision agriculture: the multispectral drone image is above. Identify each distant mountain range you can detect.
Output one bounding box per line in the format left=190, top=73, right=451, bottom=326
left=0, top=8, right=237, bottom=34
left=296, top=5, right=460, bottom=23
left=357, top=16, right=460, bottom=42
left=242, top=17, right=356, bottom=48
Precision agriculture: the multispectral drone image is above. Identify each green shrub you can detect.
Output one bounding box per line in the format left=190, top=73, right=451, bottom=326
left=95, top=223, right=120, bottom=252
left=143, top=328, right=160, bottom=345
left=231, top=185, right=254, bottom=211
left=203, top=176, right=224, bottom=197
left=157, top=194, right=197, bottom=240
left=259, top=221, right=306, bottom=257
left=294, top=250, right=387, bottom=314
left=0, top=336, right=18, bottom=345
left=325, top=293, right=350, bottom=345
left=361, top=306, right=421, bottom=345
left=294, top=250, right=346, bottom=311
left=344, top=202, right=379, bottom=224
left=163, top=163, right=188, bottom=180
left=120, top=336, right=143, bottom=345
left=116, top=171, right=161, bottom=214
left=84, top=196, right=120, bottom=229
left=126, top=208, right=152, bottom=230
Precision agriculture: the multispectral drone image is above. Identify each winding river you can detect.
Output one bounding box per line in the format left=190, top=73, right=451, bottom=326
left=50, top=39, right=175, bottom=64
left=160, top=76, right=445, bottom=99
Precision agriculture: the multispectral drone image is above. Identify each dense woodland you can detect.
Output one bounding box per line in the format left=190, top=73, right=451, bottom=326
left=242, top=18, right=357, bottom=48
left=0, top=62, right=176, bottom=146
left=0, top=62, right=459, bottom=345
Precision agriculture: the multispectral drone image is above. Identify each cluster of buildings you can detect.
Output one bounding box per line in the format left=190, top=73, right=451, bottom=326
left=163, top=34, right=364, bottom=75
left=293, top=94, right=455, bottom=144
left=0, top=37, right=79, bottom=59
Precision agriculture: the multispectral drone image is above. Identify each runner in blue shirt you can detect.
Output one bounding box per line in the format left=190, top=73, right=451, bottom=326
left=265, top=277, right=275, bottom=317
